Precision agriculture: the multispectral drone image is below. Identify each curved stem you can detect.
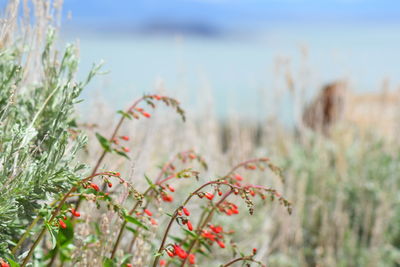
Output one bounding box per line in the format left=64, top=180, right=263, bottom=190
left=221, top=256, right=265, bottom=267
left=110, top=187, right=152, bottom=258
left=224, top=158, right=269, bottom=178
left=152, top=181, right=234, bottom=267
left=180, top=191, right=233, bottom=267
left=12, top=215, right=41, bottom=254
left=21, top=172, right=117, bottom=266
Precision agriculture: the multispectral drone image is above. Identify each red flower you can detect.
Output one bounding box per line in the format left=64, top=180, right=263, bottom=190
left=0, top=259, right=10, bottom=267
left=162, top=194, right=173, bottom=202
left=108, top=182, right=113, bottom=188
left=210, top=225, right=223, bottom=234
left=123, top=147, right=130, bottom=153
left=234, top=174, right=243, bottom=181
left=136, top=107, right=144, bottom=112
left=201, top=230, right=216, bottom=241
left=142, top=112, right=151, bottom=118
left=160, top=259, right=167, bottom=266
left=253, top=248, right=257, bottom=254
left=112, top=138, right=119, bottom=145
left=187, top=220, right=193, bottom=231
left=59, top=219, right=67, bottom=229
left=144, top=209, right=153, bottom=217
left=115, top=172, right=121, bottom=176
left=188, top=153, right=196, bottom=159
left=205, top=192, right=214, bottom=200
left=183, top=207, right=190, bottom=216
left=173, top=245, right=187, bottom=259
left=153, top=94, right=162, bottom=100
left=246, top=164, right=257, bottom=170
left=168, top=185, right=175, bottom=192
left=126, top=264, right=132, bottom=267
left=150, top=218, right=158, bottom=225
left=188, top=254, right=196, bottom=264
left=89, top=183, right=100, bottom=192
left=70, top=208, right=80, bottom=217
left=250, top=190, right=255, bottom=197
left=167, top=250, right=175, bottom=258
left=217, top=240, right=225, bottom=248
left=120, top=135, right=130, bottom=141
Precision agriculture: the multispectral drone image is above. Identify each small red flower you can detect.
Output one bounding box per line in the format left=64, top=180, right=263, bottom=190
left=253, top=248, right=257, bottom=254
left=218, top=190, right=223, bottom=196
left=70, top=208, right=80, bottom=217
left=59, top=219, right=67, bottom=229
left=122, top=147, right=130, bottom=153
left=188, top=153, right=196, bottom=159
left=167, top=185, right=175, bottom=192
left=89, top=183, right=100, bottom=192
left=115, top=172, right=121, bottom=176
left=173, top=245, right=187, bottom=259
left=205, top=192, right=214, bottom=200
left=136, top=107, right=144, bottom=112
left=217, top=240, right=225, bottom=248
left=153, top=94, right=162, bottom=100
left=108, top=182, right=113, bottom=188
left=160, top=259, right=167, bottom=266
left=126, top=264, right=132, bottom=267
left=150, top=218, right=158, bottom=225
left=183, top=207, right=190, bottom=216
left=187, top=220, right=193, bottom=231
left=234, top=174, right=244, bottom=181
left=142, top=112, right=151, bottom=118
left=162, top=194, right=173, bottom=202
left=144, top=209, right=153, bottom=217
left=112, top=138, right=119, bottom=145
left=0, top=260, right=10, bottom=267
left=250, top=190, right=255, bottom=197
left=201, top=230, right=216, bottom=241
left=188, top=254, right=196, bottom=264
left=167, top=250, right=175, bottom=257
left=246, top=164, right=257, bottom=170
left=210, top=225, right=223, bottom=234
left=120, top=135, right=130, bottom=141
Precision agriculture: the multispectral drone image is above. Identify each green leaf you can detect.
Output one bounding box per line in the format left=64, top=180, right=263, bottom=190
left=117, top=110, right=133, bottom=120
left=103, top=257, right=116, bottom=267
left=95, top=133, right=111, bottom=152
left=144, top=174, right=156, bottom=189
left=124, top=215, right=149, bottom=231
left=114, top=149, right=130, bottom=159
left=6, top=258, right=20, bottom=267
left=125, top=226, right=138, bottom=235
left=45, top=222, right=59, bottom=249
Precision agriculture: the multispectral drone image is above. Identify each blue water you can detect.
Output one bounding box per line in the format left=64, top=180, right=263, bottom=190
left=66, top=23, right=400, bottom=122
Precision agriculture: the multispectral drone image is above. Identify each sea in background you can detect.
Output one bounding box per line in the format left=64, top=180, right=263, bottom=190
left=64, top=22, right=400, bottom=124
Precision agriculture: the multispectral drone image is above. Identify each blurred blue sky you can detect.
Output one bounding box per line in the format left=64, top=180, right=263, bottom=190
left=62, top=0, right=400, bottom=30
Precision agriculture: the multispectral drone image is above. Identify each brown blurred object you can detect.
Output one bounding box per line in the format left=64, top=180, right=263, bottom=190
left=303, top=80, right=400, bottom=139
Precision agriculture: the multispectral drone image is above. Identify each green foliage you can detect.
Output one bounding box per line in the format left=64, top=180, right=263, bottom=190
left=0, top=29, right=99, bottom=258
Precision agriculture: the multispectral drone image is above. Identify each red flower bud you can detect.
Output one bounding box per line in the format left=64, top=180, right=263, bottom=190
left=142, top=112, right=151, bottom=118
left=112, top=138, right=119, bottom=145
left=59, top=219, right=67, bottom=229
left=136, top=107, right=144, bottom=112
left=188, top=254, right=196, bottom=264
left=127, top=264, right=132, bottom=267
left=70, top=208, right=80, bottom=217
left=246, top=164, right=257, bottom=170
left=115, top=172, right=121, bottom=176
left=120, top=135, right=130, bottom=141
left=144, top=209, right=153, bottom=217
left=183, top=207, right=190, bottom=216
left=89, top=183, right=100, bottom=192
left=168, top=185, right=175, bottom=192
left=217, top=240, right=225, bottom=248
left=154, top=94, right=162, bottom=100
left=160, top=259, right=166, bottom=266
left=188, top=153, right=196, bottom=159
left=187, top=220, right=193, bottom=231
left=167, top=250, right=175, bottom=257
left=150, top=218, right=158, bottom=225
left=253, top=248, right=257, bottom=254
left=162, top=194, right=173, bottom=202
left=108, top=182, right=113, bottom=188
left=123, top=147, right=130, bottom=153
left=218, top=190, right=223, bottom=196
left=250, top=190, right=255, bottom=197
left=0, top=260, right=10, bottom=267
left=177, top=210, right=182, bottom=216
left=234, top=174, right=243, bottom=181
left=205, top=192, right=214, bottom=200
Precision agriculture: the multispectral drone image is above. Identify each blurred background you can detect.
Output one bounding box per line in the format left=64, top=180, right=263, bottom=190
left=60, top=0, right=400, bottom=123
